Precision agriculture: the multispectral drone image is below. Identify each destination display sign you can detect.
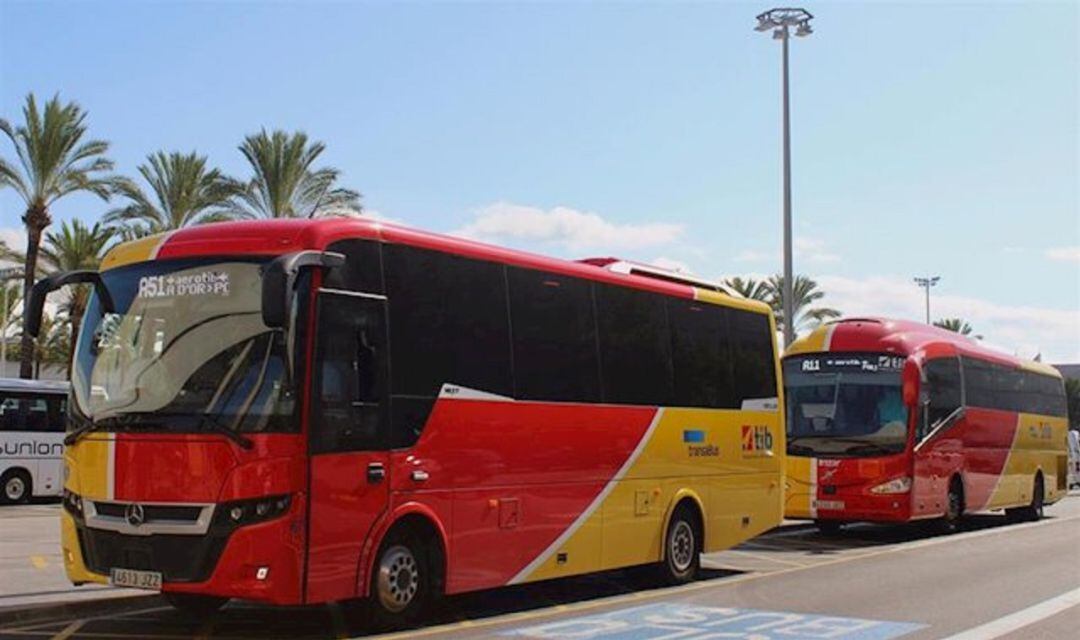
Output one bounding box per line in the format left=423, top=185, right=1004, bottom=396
left=789, top=353, right=905, bottom=374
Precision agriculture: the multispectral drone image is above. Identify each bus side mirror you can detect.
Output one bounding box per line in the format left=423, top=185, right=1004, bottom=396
left=902, top=360, right=920, bottom=407
left=25, top=271, right=114, bottom=338
left=261, top=251, right=345, bottom=329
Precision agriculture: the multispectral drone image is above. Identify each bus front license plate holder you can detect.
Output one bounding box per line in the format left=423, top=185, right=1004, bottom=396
left=110, top=568, right=162, bottom=590
left=815, top=500, right=845, bottom=511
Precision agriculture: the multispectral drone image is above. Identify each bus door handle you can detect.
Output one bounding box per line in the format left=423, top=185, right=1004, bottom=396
left=411, top=470, right=429, bottom=483
left=366, top=463, right=386, bottom=484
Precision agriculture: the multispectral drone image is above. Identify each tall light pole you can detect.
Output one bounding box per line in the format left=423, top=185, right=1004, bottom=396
left=755, top=8, right=813, bottom=347
left=913, top=276, right=940, bottom=324
left=0, top=267, right=24, bottom=377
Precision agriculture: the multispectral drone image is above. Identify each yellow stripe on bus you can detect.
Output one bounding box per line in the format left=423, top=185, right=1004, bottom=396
left=65, top=435, right=112, bottom=500
left=99, top=233, right=170, bottom=271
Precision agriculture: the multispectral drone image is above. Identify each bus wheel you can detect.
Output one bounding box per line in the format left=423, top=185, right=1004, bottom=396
left=1, top=470, right=31, bottom=505
left=940, top=479, right=964, bottom=534
left=1025, top=474, right=1045, bottom=522
left=659, top=504, right=701, bottom=585
left=369, top=529, right=432, bottom=629
left=163, top=593, right=228, bottom=615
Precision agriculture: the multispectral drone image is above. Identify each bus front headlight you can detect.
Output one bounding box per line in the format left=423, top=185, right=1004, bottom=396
left=869, top=477, right=912, bottom=494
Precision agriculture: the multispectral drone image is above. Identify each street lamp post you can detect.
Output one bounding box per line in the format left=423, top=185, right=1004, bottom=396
left=755, top=7, right=813, bottom=347
left=0, top=267, right=24, bottom=377
left=913, top=276, right=940, bottom=324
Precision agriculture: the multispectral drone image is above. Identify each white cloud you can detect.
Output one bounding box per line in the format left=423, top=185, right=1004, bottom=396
left=1046, top=246, right=1080, bottom=263
left=817, top=274, right=1080, bottom=362
left=451, top=202, right=684, bottom=252
left=0, top=227, right=26, bottom=269
left=794, top=237, right=840, bottom=263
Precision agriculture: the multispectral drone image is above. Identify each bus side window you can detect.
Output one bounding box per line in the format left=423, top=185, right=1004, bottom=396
left=922, top=357, right=962, bottom=438
left=0, top=393, right=22, bottom=432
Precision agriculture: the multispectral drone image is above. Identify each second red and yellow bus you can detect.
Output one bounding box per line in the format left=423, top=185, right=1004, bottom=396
left=783, top=317, right=1069, bottom=533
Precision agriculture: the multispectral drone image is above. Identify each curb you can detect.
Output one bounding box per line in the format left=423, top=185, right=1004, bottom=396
left=0, top=593, right=162, bottom=627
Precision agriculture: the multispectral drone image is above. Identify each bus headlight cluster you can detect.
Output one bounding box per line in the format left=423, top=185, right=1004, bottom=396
left=216, top=495, right=291, bottom=527
left=869, top=477, right=912, bottom=494
left=62, top=489, right=84, bottom=518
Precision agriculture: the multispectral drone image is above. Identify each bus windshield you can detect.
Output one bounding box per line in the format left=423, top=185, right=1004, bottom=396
left=783, top=353, right=908, bottom=457
left=71, top=257, right=299, bottom=434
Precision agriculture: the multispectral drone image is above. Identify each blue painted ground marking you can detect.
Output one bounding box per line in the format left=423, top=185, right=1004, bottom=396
left=503, top=603, right=925, bottom=640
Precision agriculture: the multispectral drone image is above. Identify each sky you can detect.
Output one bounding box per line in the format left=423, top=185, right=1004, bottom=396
left=1, top=0, right=1077, bottom=361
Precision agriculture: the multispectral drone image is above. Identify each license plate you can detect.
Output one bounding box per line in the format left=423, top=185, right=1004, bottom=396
left=815, top=499, right=845, bottom=510
left=110, top=568, right=162, bottom=590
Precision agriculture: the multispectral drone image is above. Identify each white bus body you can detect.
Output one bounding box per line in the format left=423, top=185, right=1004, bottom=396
left=0, top=378, right=69, bottom=504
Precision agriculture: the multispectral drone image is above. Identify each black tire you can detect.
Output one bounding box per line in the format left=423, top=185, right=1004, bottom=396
left=163, top=592, right=228, bottom=615
left=939, top=479, right=964, bottom=534
left=815, top=520, right=843, bottom=535
left=1025, top=474, right=1045, bottom=522
left=1, top=469, right=31, bottom=505
left=368, top=527, right=434, bottom=630
left=659, top=504, right=701, bottom=585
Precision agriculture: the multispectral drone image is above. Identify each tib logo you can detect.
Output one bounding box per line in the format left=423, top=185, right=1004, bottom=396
left=741, top=425, right=774, bottom=456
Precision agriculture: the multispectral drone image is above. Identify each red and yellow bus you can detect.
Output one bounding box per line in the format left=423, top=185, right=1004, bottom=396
left=29, top=218, right=783, bottom=624
left=783, top=317, right=1069, bottom=533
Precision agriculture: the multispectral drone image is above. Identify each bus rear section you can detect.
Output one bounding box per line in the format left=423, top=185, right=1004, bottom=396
left=34, top=219, right=786, bottom=625
left=782, top=318, right=1070, bottom=532
left=0, top=379, right=68, bottom=504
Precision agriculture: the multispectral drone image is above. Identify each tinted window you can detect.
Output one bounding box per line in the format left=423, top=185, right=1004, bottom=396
left=0, top=392, right=65, bottom=432
left=668, top=300, right=737, bottom=408
left=311, top=293, right=388, bottom=453
left=507, top=267, right=601, bottom=403
left=923, top=357, right=962, bottom=435
left=595, top=284, right=673, bottom=405
left=323, top=239, right=384, bottom=294
left=961, top=357, right=1067, bottom=417
left=385, top=245, right=512, bottom=445
left=730, top=309, right=778, bottom=407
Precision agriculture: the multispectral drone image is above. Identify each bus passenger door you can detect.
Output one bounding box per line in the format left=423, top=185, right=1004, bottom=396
left=306, top=290, right=391, bottom=603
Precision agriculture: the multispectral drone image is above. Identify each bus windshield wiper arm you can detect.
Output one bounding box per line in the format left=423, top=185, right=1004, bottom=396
left=198, top=413, right=254, bottom=450
left=64, top=414, right=102, bottom=446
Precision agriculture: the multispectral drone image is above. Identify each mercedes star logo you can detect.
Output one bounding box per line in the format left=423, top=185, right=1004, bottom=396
left=125, top=503, right=146, bottom=527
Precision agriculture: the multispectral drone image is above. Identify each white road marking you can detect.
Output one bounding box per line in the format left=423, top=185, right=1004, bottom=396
left=940, top=587, right=1080, bottom=640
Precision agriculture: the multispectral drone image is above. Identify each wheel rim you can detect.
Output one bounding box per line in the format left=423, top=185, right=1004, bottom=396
left=5, top=477, right=25, bottom=501
left=377, top=545, right=420, bottom=613
left=669, top=521, right=695, bottom=572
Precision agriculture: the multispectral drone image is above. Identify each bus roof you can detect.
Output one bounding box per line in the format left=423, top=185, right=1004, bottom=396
left=785, top=317, right=1061, bottom=378
left=98, top=218, right=772, bottom=316
left=0, top=378, right=70, bottom=393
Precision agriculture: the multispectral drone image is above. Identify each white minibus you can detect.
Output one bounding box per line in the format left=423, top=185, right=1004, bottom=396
left=0, top=378, right=68, bottom=504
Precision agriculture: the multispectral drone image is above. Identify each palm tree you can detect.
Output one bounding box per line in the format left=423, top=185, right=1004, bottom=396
left=933, top=318, right=982, bottom=339
left=1, top=283, right=20, bottom=375
left=226, top=129, right=361, bottom=219
left=0, top=93, right=116, bottom=378
left=723, top=276, right=772, bottom=302
left=38, top=220, right=115, bottom=368
left=766, top=274, right=841, bottom=336
left=105, top=151, right=240, bottom=238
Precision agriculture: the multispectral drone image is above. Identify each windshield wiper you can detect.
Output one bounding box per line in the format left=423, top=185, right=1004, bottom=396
left=64, top=414, right=103, bottom=446
left=198, top=413, right=254, bottom=450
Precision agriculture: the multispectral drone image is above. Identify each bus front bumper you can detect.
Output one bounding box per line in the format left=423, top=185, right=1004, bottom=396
left=61, top=504, right=306, bottom=605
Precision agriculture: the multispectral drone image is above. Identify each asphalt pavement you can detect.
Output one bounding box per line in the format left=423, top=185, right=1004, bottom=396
left=0, top=495, right=1077, bottom=639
